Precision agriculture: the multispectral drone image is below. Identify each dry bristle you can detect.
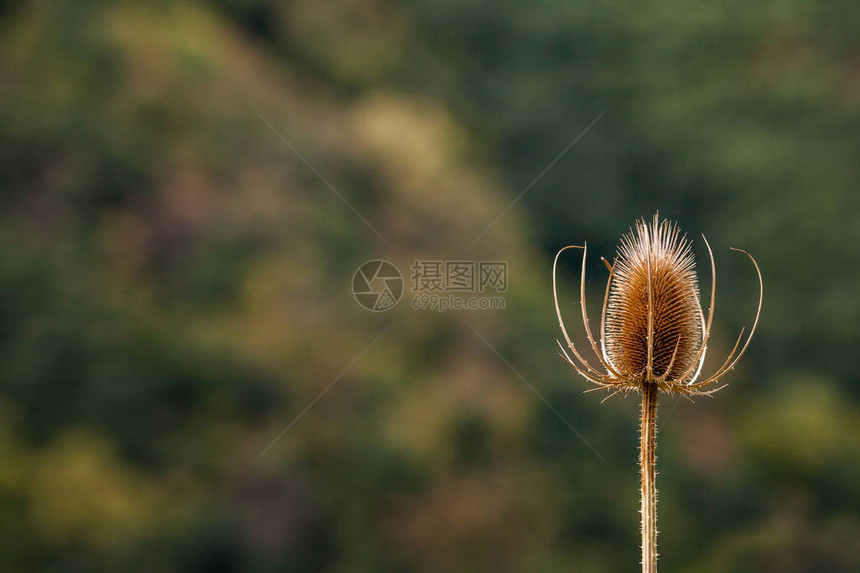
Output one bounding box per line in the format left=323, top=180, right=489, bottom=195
left=604, top=214, right=703, bottom=382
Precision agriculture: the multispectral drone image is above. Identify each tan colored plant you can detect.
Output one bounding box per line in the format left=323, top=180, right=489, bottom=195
left=553, top=214, right=762, bottom=573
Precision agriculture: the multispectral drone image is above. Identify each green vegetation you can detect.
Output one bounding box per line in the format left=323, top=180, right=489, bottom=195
left=1, top=1, right=859, bottom=571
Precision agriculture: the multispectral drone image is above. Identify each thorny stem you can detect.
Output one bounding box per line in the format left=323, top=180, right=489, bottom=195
left=640, top=382, right=658, bottom=573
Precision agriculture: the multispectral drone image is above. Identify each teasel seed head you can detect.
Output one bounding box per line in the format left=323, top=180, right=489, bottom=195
left=553, top=213, right=763, bottom=397
left=605, top=216, right=703, bottom=383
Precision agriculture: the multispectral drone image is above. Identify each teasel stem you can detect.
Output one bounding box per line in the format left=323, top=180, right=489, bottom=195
left=640, top=382, right=658, bottom=573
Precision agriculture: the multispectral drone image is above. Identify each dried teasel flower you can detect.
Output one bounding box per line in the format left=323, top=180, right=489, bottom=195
left=552, top=214, right=762, bottom=573
left=553, top=213, right=762, bottom=397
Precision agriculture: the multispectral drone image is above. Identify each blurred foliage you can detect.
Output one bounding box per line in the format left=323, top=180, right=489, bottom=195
left=1, top=0, right=859, bottom=572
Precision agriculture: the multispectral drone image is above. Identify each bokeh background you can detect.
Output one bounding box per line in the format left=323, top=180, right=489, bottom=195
left=2, top=1, right=859, bottom=572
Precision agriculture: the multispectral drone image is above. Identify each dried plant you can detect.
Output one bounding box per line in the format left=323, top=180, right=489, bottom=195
left=552, top=214, right=762, bottom=573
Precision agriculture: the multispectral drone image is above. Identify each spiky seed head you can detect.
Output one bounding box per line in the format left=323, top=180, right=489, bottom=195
left=604, top=215, right=703, bottom=382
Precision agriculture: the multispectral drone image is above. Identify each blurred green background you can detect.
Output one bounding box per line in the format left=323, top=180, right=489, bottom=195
left=1, top=1, right=859, bottom=572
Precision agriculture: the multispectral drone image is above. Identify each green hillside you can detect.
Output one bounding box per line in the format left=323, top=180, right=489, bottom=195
left=1, top=1, right=859, bottom=571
